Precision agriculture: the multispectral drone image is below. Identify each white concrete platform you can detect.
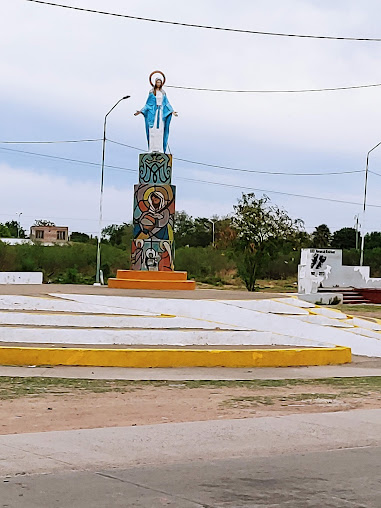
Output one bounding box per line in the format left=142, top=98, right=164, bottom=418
left=0, top=272, right=43, bottom=285
left=0, top=293, right=379, bottom=357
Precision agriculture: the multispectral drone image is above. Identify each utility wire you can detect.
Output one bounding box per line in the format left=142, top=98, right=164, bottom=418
left=178, top=176, right=381, bottom=208
left=0, top=146, right=136, bottom=173
left=25, top=0, right=381, bottom=42
left=1, top=140, right=361, bottom=176
left=167, top=83, right=381, bottom=93
left=107, top=140, right=362, bottom=176
left=0, top=139, right=101, bottom=144
left=0, top=144, right=378, bottom=208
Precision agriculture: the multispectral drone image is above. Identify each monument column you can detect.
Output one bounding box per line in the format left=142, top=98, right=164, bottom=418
left=108, top=71, right=195, bottom=290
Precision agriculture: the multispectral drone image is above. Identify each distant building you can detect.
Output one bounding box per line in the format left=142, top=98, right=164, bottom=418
left=30, top=226, right=69, bottom=245
left=0, top=238, right=32, bottom=246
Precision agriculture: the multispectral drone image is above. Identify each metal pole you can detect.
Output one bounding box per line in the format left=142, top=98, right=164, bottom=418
left=354, top=214, right=359, bottom=250
left=95, top=96, right=130, bottom=285
left=17, top=212, right=22, bottom=239
left=360, top=141, right=381, bottom=266
left=207, top=219, right=216, bottom=247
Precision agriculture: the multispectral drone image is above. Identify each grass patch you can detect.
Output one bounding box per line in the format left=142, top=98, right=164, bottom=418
left=222, top=395, right=275, bottom=408
left=0, top=376, right=380, bottom=400
left=330, top=304, right=381, bottom=318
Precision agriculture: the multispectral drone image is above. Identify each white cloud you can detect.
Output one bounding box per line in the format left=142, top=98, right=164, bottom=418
left=2, top=0, right=381, bottom=233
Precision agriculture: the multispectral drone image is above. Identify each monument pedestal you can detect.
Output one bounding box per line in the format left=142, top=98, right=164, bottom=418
left=108, top=269, right=196, bottom=290
left=108, top=152, right=195, bottom=290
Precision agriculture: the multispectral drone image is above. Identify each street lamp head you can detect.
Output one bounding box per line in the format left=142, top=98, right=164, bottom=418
left=123, top=95, right=131, bottom=100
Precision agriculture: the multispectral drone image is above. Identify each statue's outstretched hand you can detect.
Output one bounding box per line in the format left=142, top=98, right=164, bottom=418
left=173, top=112, right=178, bottom=117
left=134, top=111, right=141, bottom=116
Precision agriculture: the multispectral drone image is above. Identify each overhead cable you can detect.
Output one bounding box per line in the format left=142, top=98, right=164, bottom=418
left=1, top=140, right=361, bottom=176
left=107, top=140, right=362, bottom=176
left=0, top=139, right=101, bottom=144
left=0, top=146, right=136, bottom=173
left=167, top=83, right=381, bottom=93
left=0, top=145, right=378, bottom=208
left=179, top=177, right=381, bottom=208
left=25, top=1, right=381, bottom=42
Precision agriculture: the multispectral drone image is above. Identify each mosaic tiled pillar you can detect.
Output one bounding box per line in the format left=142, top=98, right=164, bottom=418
left=131, top=153, right=175, bottom=271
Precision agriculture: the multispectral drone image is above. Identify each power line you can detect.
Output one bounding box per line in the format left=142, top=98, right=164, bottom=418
left=178, top=176, right=381, bottom=209
left=107, top=140, right=362, bottom=176
left=25, top=0, right=381, bottom=42
left=0, top=144, right=378, bottom=208
left=0, top=140, right=361, bottom=177
left=0, top=146, right=136, bottom=173
left=0, top=139, right=101, bottom=144
left=167, top=83, right=381, bottom=94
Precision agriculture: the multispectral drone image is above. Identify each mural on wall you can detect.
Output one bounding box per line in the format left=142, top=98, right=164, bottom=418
left=133, top=184, right=175, bottom=242
left=131, top=239, right=174, bottom=271
left=139, top=153, right=172, bottom=185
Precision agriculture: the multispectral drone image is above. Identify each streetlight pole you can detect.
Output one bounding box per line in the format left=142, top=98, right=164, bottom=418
left=207, top=219, right=216, bottom=247
left=17, top=212, right=22, bottom=239
left=95, top=95, right=130, bottom=285
left=360, top=140, right=381, bottom=266
left=354, top=214, right=359, bottom=251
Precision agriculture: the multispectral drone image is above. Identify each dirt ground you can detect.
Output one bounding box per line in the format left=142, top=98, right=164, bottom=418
left=1, top=378, right=380, bottom=435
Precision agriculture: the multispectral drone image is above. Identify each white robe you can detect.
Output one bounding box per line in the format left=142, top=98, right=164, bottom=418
left=148, top=91, right=164, bottom=153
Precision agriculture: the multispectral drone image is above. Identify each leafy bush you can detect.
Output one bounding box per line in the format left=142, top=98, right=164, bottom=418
left=175, top=246, right=235, bottom=283
left=0, top=243, right=130, bottom=283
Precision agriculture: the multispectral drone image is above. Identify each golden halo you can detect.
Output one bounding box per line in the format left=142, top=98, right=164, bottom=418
left=149, top=70, right=166, bottom=87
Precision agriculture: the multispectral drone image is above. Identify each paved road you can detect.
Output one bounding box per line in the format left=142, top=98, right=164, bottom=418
left=0, top=283, right=285, bottom=300
left=1, top=446, right=380, bottom=507
left=1, top=410, right=380, bottom=506
left=0, top=354, right=380, bottom=380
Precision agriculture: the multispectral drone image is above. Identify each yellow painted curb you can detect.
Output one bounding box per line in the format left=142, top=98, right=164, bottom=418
left=0, top=346, right=351, bottom=368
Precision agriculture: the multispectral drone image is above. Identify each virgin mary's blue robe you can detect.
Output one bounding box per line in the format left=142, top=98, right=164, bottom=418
left=140, top=92, right=173, bottom=153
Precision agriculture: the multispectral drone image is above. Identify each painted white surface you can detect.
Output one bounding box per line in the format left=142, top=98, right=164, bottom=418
left=0, top=293, right=380, bottom=357
left=0, top=272, right=43, bottom=285
left=49, top=294, right=381, bottom=357
left=0, top=328, right=330, bottom=348
left=0, top=312, right=243, bottom=330
left=298, top=248, right=381, bottom=293
left=0, top=296, right=157, bottom=316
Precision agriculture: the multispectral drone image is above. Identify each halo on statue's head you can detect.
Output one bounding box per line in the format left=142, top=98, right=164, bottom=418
left=149, top=70, right=166, bottom=87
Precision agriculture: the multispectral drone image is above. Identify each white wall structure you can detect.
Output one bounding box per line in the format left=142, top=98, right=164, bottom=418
left=0, top=272, right=43, bottom=284
left=298, top=248, right=381, bottom=294
left=0, top=293, right=380, bottom=357
left=0, top=238, right=32, bottom=246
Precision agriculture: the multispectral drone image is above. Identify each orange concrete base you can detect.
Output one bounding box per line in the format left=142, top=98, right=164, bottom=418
left=108, top=270, right=196, bottom=290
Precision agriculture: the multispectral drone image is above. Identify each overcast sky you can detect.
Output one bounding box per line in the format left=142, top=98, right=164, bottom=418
left=2, top=0, right=381, bottom=235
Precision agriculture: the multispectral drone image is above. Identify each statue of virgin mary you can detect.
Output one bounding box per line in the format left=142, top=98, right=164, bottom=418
left=134, top=71, right=177, bottom=153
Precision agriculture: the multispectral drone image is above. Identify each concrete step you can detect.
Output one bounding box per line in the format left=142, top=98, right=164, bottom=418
left=116, top=270, right=188, bottom=281
left=108, top=278, right=196, bottom=291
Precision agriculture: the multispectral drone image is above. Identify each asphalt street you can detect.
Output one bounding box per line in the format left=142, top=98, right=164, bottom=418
left=1, top=446, right=380, bottom=507
left=1, top=410, right=380, bottom=507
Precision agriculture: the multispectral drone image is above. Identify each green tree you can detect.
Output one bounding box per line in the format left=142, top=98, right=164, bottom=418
left=233, top=193, right=303, bottom=291
left=312, top=224, right=331, bottom=247
left=364, top=231, right=381, bottom=250
left=70, top=231, right=91, bottom=243
left=4, top=220, right=26, bottom=238
left=214, top=217, right=237, bottom=250
left=102, top=223, right=133, bottom=248
left=331, top=227, right=357, bottom=249
left=33, top=220, right=56, bottom=227
left=0, top=224, right=11, bottom=238
left=174, top=211, right=195, bottom=247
